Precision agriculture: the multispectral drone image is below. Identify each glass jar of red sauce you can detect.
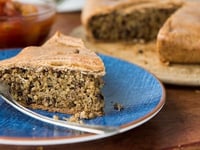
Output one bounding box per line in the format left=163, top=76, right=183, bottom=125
left=0, top=0, right=56, bottom=49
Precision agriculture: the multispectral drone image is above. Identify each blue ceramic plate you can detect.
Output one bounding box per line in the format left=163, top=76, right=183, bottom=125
left=0, top=49, right=165, bottom=145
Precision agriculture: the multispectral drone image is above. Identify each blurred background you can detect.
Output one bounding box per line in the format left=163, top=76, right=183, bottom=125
left=54, top=0, right=85, bottom=13
left=0, top=0, right=85, bottom=49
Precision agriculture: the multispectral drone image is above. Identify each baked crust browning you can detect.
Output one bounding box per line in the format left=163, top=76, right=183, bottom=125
left=157, top=2, right=200, bottom=64
left=0, top=32, right=105, bottom=75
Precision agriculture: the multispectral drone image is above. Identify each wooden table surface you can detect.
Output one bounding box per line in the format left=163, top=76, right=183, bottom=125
left=1, top=12, right=200, bottom=150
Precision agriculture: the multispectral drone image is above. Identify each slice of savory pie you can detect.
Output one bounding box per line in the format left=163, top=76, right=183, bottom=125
left=0, top=32, right=105, bottom=119
left=81, top=0, right=183, bottom=42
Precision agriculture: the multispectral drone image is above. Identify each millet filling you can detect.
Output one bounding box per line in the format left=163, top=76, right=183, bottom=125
left=0, top=67, right=104, bottom=118
left=89, top=7, right=179, bottom=41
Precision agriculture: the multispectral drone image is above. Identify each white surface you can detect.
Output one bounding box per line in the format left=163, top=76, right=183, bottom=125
left=56, top=0, right=85, bottom=12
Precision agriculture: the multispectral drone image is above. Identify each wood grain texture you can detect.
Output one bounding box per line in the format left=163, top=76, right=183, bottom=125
left=0, top=13, right=200, bottom=150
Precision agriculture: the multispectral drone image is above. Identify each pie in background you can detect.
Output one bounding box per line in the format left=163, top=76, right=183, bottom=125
left=157, top=2, right=200, bottom=64
left=81, top=0, right=183, bottom=42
